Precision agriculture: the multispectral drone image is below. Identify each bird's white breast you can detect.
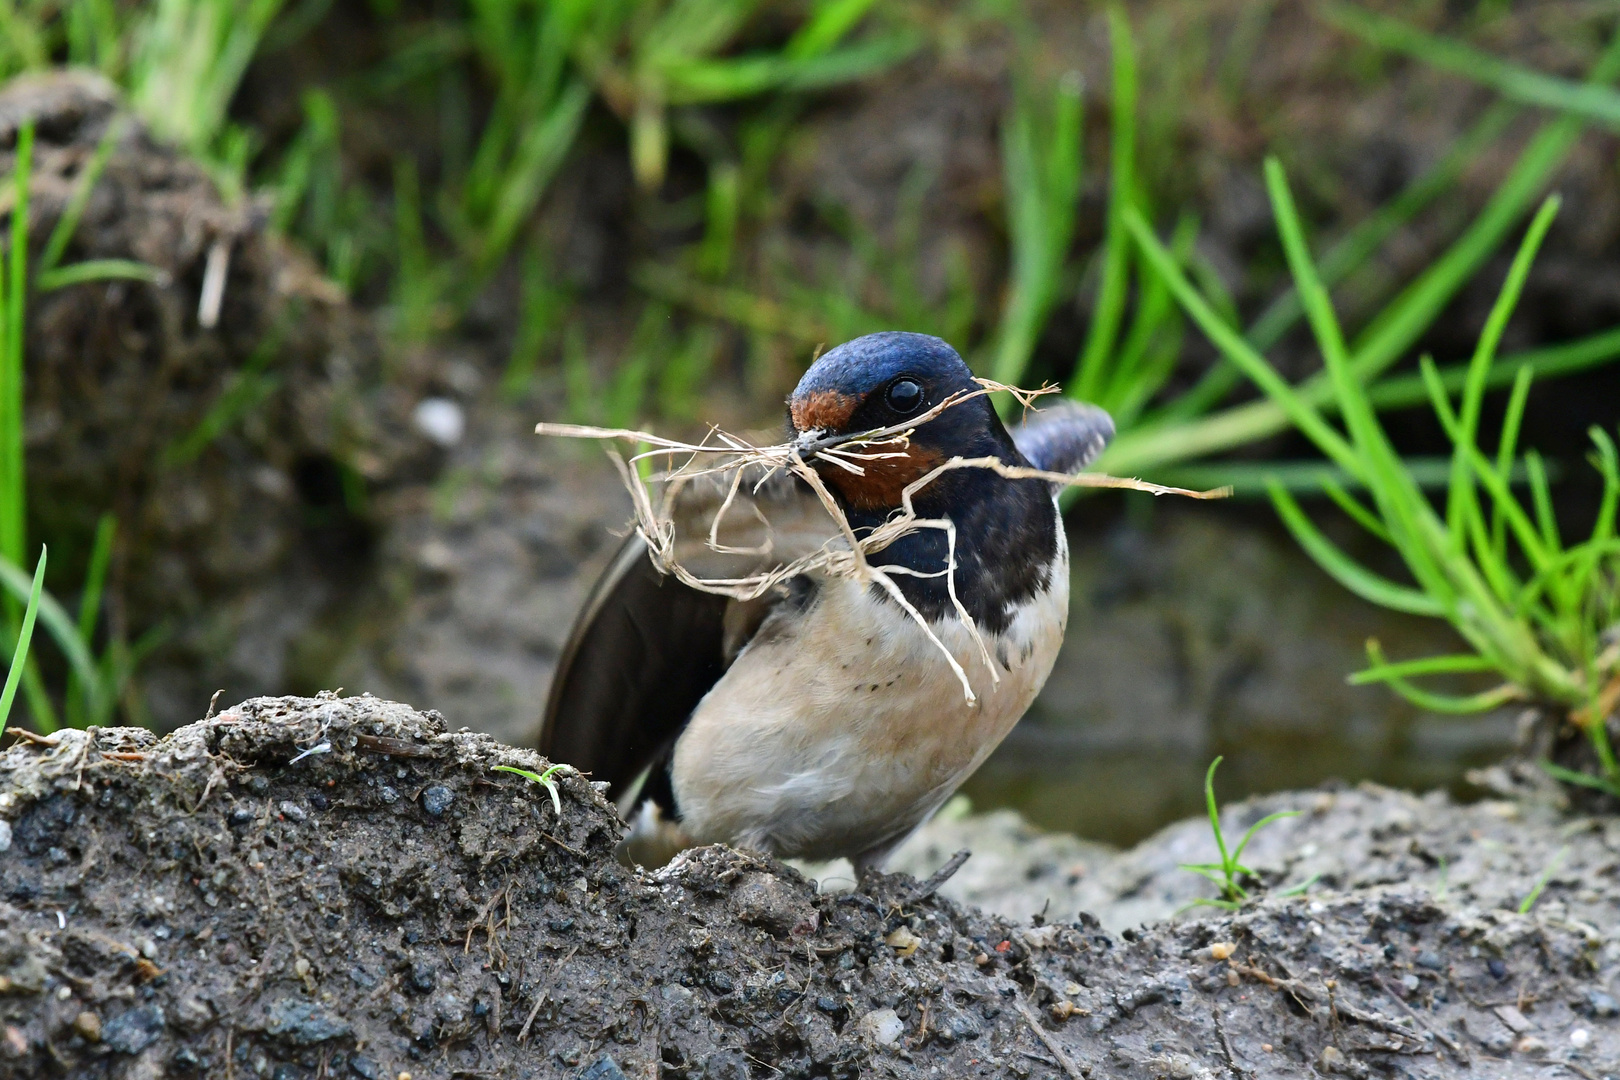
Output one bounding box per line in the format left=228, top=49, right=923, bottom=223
left=670, top=520, right=1069, bottom=864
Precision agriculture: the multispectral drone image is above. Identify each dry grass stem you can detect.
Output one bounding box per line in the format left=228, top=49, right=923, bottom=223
left=538, top=379, right=1229, bottom=701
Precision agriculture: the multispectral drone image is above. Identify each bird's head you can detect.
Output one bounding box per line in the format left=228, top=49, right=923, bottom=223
left=786, top=332, right=1015, bottom=513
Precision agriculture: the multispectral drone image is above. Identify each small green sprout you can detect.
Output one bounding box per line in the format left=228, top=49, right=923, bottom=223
left=1179, top=756, right=1299, bottom=911
left=493, top=762, right=573, bottom=817
left=1517, top=845, right=1568, bottom=914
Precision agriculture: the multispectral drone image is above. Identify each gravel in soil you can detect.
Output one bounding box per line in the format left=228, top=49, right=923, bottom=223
left=2, top=696, right=1619, bottom=1079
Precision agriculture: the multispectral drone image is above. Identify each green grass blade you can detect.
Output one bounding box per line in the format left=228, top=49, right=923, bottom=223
left=0, top=547, right=44, bottom=736
left=39, top=117, right=124, bottom=274
left=1348, top=651, right=1498, bottom=683
left=1201, top=756, right=1233, bottom=870
left=0, top=552, right=102, bottom=698
left=1365, top=326, right=1620, bottom=412
left=1447, top=196, right=1560, bottom=547
left=992, top=69, right=1083, bottom=389
left=1525, top=451, right=1561, bottom=553
left=78, top=513, right=116, bottom=645
left=1320, top=475, right=1393, bottom=544
left=1230, top=810, right=1298, bottom=865
left=35, top=259, right=165, bottom=292
left=1247, top=102, right=1519, bottom=355
left=1148, top=457, right=1469, bottom=498
left=164, top=327, right=285, bottom=465
left=1491, top=365, right=1535, bottom=557
left=2, top=122, right=31, bottom=575
left=1268, top=482, right=1445, bottom=616
left=1105, top=209, right=1194, bottom=422
left=1071, top=5, right=1137, bottom=403
left=1540, top=761, right=1620, bottom=798
left=64, top=513, right=117, bottom=728
left=1360, top=640, right=1519, bottom=714
left=1124, top=208, right=1362, bottom=476
left=1584, top=427, right=1619, bottom=550
left=1420, top=357, right=1554, bottom=574
left=1516, top=846, right=1569, bottom=913
left=1348, top=31, right=1620, bottom=378
left=787, top=0, right=879, bottom=59
left=1321, top=4, right=1620, bottom=131
left=478, top=80, right=591, bottom=275
left=1166, top=102, right=1518, bottom=422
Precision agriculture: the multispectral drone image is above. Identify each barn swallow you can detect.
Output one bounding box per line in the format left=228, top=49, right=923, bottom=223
left=540, top=331, right=1113, bottom=874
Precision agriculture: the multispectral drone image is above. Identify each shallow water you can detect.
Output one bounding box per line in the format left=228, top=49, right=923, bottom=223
left=963, top=501, right=1518, bottom=846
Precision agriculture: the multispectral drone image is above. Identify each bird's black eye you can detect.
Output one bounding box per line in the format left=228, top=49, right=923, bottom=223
left=886, top=378, right=924, bottom=414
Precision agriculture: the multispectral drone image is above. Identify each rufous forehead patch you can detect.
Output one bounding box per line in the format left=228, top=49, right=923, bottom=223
left=790, top=389, right=859, bottom=433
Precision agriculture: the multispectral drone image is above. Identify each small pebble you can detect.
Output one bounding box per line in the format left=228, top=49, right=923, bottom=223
left=421, top=786, right=455, bottom=817
left=884, top=927, right=920, bottom=958
left=1226, top=970, right=1240, bottom=987
left=73, top=1012, right=101, bottom=1042
left=101, top=1004, right=164, bottom=1054
left=278, top=800, right=306, bottom=823
left=1050, top=1001, right=1086, bottom=1021
left=1318, top=1046, right=1346, bottom=1072
left=294, top=957, right=311, bottom=979
left=1570, top=1028, right=1591, bottom=1050
left=1515, top=1036, right=1547, bottom=1054
left=347, top=1054, right=381, bottom=1079
left=56, top=986, right=71, bottom=1001
left=1261, top=1044, right=1273, bottom=1053
left=857, top=1009, right=904, bottom=1047
left=1063, top=982, right=1082, bottom=996
left=413, top=398, right=464, bottom=447
left=1210, top=942, right=1235, bottom=960
left=1587, top=990, right=1618, bottom=1017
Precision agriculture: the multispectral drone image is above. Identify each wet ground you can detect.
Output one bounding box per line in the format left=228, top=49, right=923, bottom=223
left=3, top=696, right=1618, bottom=1079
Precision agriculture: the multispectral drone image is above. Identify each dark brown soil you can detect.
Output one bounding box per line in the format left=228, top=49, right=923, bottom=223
left=3, top=696, right=1619, bottom=1079
left=1, top=72, right=438, bottom=724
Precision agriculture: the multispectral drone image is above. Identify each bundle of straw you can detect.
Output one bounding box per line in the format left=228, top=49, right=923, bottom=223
left=539, top=379, right=1227, bottom=700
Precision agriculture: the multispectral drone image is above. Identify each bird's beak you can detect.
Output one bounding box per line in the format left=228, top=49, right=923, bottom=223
left=792, top=428, right=847, bottom=458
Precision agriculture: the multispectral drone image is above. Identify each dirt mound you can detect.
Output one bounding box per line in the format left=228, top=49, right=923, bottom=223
left=2, top=696, right=1617, bottom=1078
left=2, top=72, right=437, bottom=723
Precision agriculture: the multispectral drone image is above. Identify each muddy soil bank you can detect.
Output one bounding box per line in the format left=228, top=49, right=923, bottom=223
left=1, top=72, right=439, bottom=725
left=3, top=696, right=1619, bottom=1079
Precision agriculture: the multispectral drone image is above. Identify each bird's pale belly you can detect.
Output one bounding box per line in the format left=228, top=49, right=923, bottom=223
left=670, top=537, right=1069, bottom=865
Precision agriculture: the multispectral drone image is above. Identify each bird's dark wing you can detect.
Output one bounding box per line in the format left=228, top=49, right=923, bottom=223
left=1010, top=400, right=1115, bottom=476
left=538, top=533, right=729, bottom=801
left=538, top=465, right=840, bottom=804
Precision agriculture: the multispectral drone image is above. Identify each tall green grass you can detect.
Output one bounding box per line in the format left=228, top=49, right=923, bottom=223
left=1100, top=16, right=1620, bottom=486
left=571, top=0, right=917, bottom=191
left=1, top=122, right=165, bottom=731
left=1131, top=152, right=1620, bottom=796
